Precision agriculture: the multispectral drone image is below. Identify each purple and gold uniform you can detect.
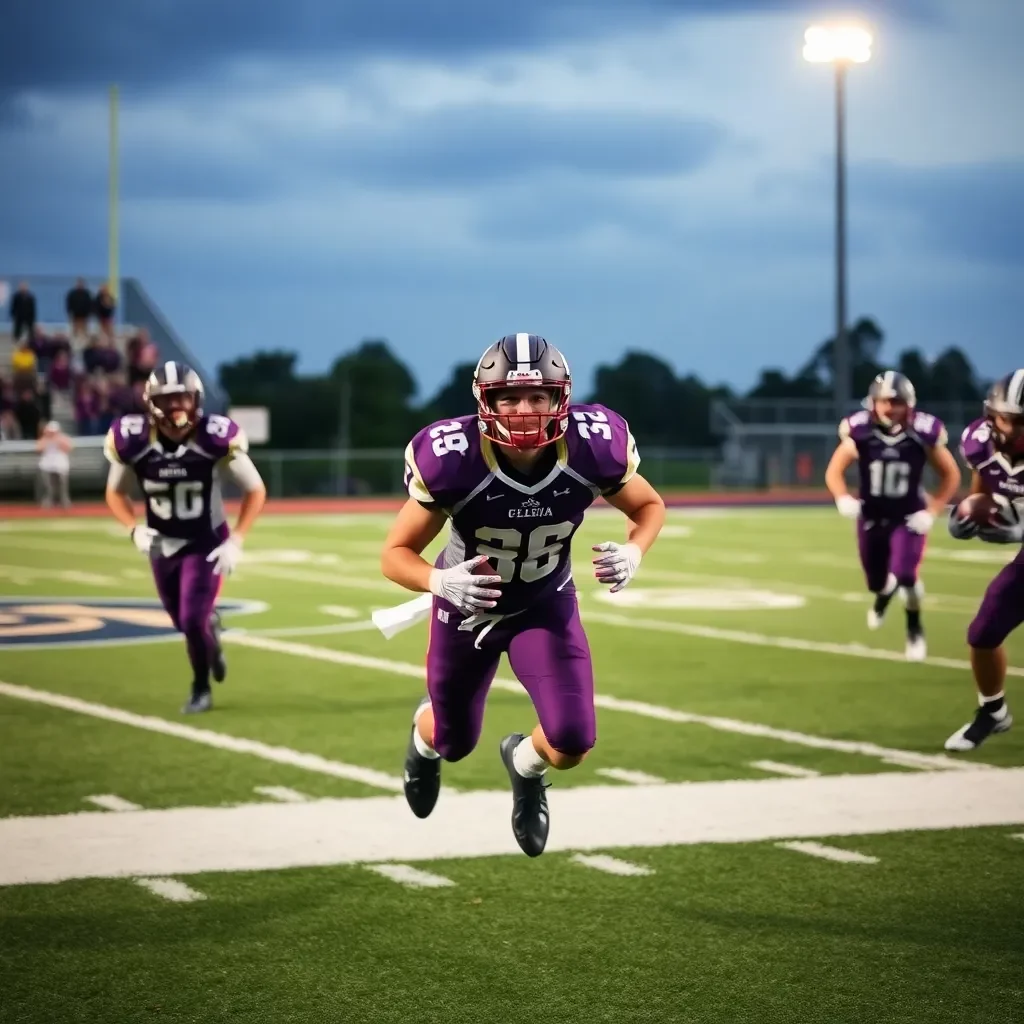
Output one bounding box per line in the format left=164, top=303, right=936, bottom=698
left=960, top=417, right=1024, bottom=648
left=104, top=412, right=248, bottom=666
left=403, top=403, right=639, bottom=760
left=839, top=407, right=947, bottom=591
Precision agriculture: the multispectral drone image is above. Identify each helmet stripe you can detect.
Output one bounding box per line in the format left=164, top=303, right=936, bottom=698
left=515, top=332, right=531, bottom=371
left=1009, top=368, right=1024, bottom=410
left=164, top=361, right=178, bottom=386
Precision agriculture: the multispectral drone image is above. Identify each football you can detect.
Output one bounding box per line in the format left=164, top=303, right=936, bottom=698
left=954, top=492, right=1011, bottom=526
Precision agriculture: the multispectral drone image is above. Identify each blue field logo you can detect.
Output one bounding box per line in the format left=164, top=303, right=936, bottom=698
left=0, top=597, right=267, bottom=650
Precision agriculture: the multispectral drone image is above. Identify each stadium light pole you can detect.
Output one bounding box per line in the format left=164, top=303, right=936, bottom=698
left=803, top=24, right=872, bottom=420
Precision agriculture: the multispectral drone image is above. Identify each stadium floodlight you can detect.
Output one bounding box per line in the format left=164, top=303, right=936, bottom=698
left=802, top=23, right=873, bottom=420
left=803, top=25, right=873, bottom=64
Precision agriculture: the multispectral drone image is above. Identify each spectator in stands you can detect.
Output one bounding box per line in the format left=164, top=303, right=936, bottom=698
left=0, top=378, right=17, bottom=439
left=9, top=282, right=37, bottom=343
left=48, top=347, right=72, bottom=395
left=94, top=283, right=116, bottom=342
left=104, top=370, right=134, bottom=418
left=126, top=328, right=157, bottom=384
left=13, top=384, right=43, bottom=440
left=83, top=333, right=121, bottom=375
left=65, top=278, right=93, bottom=344
left=36, top=421, right=73, bottom=509
left=11, top=336, right=38, bottom=388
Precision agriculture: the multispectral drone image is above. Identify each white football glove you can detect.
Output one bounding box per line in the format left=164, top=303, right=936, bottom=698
left=978, top=506, right=1024, bottom=545
left=206, top=536, right=244, bottom=576
left=130, top=525, right=158, bottom=555
left=429, top=555, right=503, bottom=614
left=835, top=495, right=862, bottom=519
left=592, top=541, right=642, bottom=594
left=905, top=510, right=935, bottom=535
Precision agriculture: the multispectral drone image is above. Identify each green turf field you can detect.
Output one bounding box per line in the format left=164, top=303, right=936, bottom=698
left=1, top=507, right=1022, bottom=1023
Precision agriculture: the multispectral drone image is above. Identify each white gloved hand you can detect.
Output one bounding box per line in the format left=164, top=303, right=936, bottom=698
left=905, top=509, right=935, bottom=535
left=206, top=536, right=244, bottom=576
left=131, top=525, right=158, bottom=555
left=978, top=505, right=1024, bottom=545
left=429, top=555, right=503, bottom=614
left=835, top=495, right=862, bottom=519
left=592, top=541, right=642, bottom=594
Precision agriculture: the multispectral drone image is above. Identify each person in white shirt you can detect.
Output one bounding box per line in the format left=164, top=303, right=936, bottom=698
left=36, top=421, right=74, bottom=509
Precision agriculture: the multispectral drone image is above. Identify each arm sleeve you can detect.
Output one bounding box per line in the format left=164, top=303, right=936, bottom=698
left=106, top=462, right=133, bottom=494
left=223, top=452, right=265, bottom=493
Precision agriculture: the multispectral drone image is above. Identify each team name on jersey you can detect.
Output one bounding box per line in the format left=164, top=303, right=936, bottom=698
left=158, top=465, right=189, bottom=479
left=508, top=500, right=553, bottom=519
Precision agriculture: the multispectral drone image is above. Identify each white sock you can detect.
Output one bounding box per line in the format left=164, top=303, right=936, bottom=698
left=902, top=580, right=924, bottom=611
left=512, top=735, right=548, bottom=777
left=881, top=573, right=898, bottom=597
left=979, top=691, right=1008, bottom=720
left=413, top=727, right=439, bottom=759
left=412, top=701, right=439, bottom=759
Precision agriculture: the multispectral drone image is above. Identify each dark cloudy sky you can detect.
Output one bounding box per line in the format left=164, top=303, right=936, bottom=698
left=1, top=0, right=1020, bottom=398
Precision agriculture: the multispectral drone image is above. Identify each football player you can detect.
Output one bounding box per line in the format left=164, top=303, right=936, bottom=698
left=379, top=334, right=666, bottom=857
left=104, top=361, right=267, bottom=713
left=944, top=370, right=1024, bottom=751
left=825, top=371, right=961, bottom=660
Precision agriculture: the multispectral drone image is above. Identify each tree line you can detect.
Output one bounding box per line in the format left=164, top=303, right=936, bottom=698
left=217, top=317, right=990, bottom=450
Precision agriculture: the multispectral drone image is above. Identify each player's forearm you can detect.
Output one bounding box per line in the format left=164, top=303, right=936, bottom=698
left=625, top=499, right=666, bottom=555
left=105, top=490, right=137, bottom=531
left=928, top=471, right=961, bottom=514
left=824, top=462, right=850, bottom=498
left=381, top=547, right=435, bottom=593
left=233, top=486, right=266, bottom=541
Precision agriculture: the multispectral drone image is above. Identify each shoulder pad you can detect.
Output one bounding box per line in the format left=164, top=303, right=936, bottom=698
left=106, top=414, right=150, bottom=464
left=910, top=409, right=948, bottom=447
left=404, top=415, right=483, bottom=504
left=838, top=410, right=872, bottom=442
left=194, top=414, right=247, bottom=459
left=565, top=403, right=640, bottom=492
left=960, top=418, right=994, bottom=467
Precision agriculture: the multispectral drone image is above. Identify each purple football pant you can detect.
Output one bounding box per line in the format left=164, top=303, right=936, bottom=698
left=151, top=538, right=223, bottom=684
left=856, top=520, right=926, bottom=592
left=426, top=589, right=596, bottom=762
left=967, top=550, right=1024, bottom=649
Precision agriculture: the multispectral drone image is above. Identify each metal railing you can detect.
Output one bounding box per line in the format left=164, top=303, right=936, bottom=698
left=0, top=437, right=719, bottom=500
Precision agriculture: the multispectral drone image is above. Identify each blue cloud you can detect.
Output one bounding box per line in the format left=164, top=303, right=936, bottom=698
left=3, top=0, right=944, bottom=95
left=857, top=161, right=1024, bottom=267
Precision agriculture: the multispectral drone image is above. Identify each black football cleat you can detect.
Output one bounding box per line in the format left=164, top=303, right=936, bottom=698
left=945, top=707, right=1013, bottom=752
left=181, top=689, right=213, bottom=715
left=403, top=701, right=441, bottom=819
left=499, top=732, right=551, bottom=858
left=210, top=610, right=227, bottom=683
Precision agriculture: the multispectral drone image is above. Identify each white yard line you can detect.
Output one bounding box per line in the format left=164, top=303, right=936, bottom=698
left=84, top=794, right=143, bottom=812
left=364, top=864, right=456, bottom=888
left=580, top=610, right=1024, bottom=680
left=2, top=769, right=1022, bottom=885
left=571, top=854, right=654, bottom=876
left=595, top=768, right=667, bottom=785
left=225, top=634, right=992, bottom=772
left=749, top=761, right=821, bottom=779
left=230, top=621, right=379, bottom=639
left=134, top=877, right=207, bottom=902
left=0, top=681, right=404, bottom=793
left=254, top=786, right=310, bottom=803
left=775, top=841, right=879, bottom=865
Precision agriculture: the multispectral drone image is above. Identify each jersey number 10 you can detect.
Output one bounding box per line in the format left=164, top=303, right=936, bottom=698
left=867, top=460, right=910, bottom=499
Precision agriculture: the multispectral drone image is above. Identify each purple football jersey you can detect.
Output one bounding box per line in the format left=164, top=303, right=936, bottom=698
left=960, top=417, right=1024, bottom=517
left=104, top=413, right=248, bottom=543
left=839, top=408, right=948, bottom=521
left=404, top=403, right=640, bottom=614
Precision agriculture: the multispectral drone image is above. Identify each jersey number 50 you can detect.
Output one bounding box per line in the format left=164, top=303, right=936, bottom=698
left=143, top=480, right=205, bottom=520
